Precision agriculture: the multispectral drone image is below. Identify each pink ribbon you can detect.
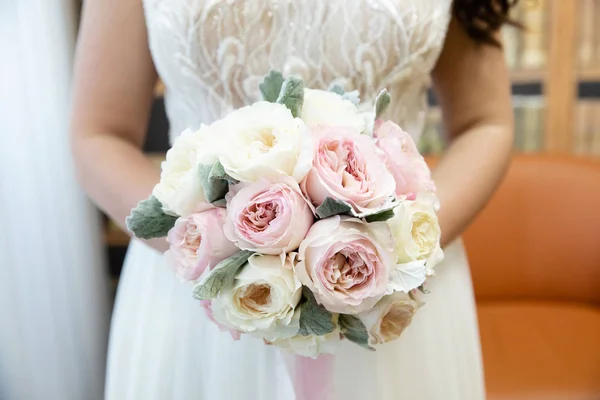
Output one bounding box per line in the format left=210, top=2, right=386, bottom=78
left=294, top=354, right=334, bottom=400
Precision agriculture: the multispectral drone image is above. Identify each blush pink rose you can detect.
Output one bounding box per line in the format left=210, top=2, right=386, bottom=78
left=224, top=176, right=314, bottom=254
left=295, top=216, right=395, bottom=314
left=373, top=121, right=436, bottom=198
left=199, top=300, right=241, bottom=340
left=301, top=126, right=396, bottom=215
left=166, top=208, right=238, bottom=281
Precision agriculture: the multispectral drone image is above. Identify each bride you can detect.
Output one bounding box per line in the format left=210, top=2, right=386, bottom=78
left=70, top=0, right=515, bottom=398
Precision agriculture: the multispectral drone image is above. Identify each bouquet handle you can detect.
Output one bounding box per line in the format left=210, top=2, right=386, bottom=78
left=294, top=354, right=334, bottom=400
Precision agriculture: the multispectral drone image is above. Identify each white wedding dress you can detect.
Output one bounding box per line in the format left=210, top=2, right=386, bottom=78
left=106, top=1, right=486, bottom=399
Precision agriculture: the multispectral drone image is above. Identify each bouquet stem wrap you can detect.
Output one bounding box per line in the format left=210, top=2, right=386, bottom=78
left=294, top=354, right=334, bottom=400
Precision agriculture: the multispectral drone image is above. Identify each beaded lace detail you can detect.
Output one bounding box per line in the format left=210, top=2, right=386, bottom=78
left=142, top=0, right=452, bottom=142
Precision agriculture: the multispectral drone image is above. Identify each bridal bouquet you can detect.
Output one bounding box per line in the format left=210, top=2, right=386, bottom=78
left=127, top=71, right=444, bottom=358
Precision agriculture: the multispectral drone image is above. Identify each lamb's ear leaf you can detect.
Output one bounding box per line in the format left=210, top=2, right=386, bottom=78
left=298, top=287, right=337, bottom=336
left=315, top=197, right=353, bottom=219
left=339, top=315, right=374, bottom=351
left=208, top=160, right=238, bottom=184
left=212, top=198, right=227, bottom=208
left=351, top=200, right=398, bottom=221
left=125, top=195, right=177, bottom=239
left=364, top=208, right=396, bottom=223
left=328, top=83, right=345, bottom=96
left=192, top=251, right=254, bottom=300
left=198, top=161, right=234, bottom=204
left=276, top=76, right=304, bottom=118
left=342, top=90, right=360, bottom=105
left=328, top=84, right=360, bottom=105
left=259, top=70, right=285, bottom=102
left=375, top=89, right=391, bottom=120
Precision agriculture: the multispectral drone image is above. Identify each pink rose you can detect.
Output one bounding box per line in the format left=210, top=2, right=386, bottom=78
left=374, top=121, right=436, bottom=198
left=295, top=216, right=395, bottom=314
left=301, top=126, right=396, bottom=215
left=199, top=300, right=241, bottom=340
left=166, top=208, right=238, bottom=281
left=224, top=176, right=314, bottom=254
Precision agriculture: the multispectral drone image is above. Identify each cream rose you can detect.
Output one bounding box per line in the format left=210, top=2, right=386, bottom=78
left=215, top=102, right=313, bottom=183
left=272, top=329, right=340, bottom=358
left=356, top=291, right=419, bottom=345
left=300, top=89, right=365, bottom=133
left=153, top=126, right=217, bottom=216
left=211, top=254, right=302, bottom=341
left=199, top=300, right=241, bottom=340
left=386, top=198, right=444, bottom=271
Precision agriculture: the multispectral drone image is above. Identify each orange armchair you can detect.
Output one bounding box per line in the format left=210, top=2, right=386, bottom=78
left=462, top=155, right=600, bottom=399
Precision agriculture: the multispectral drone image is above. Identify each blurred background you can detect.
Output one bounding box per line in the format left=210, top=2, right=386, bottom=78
left=2, top=0, right=599, bottom=399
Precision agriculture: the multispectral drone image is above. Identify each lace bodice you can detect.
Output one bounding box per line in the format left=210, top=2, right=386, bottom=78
left=142, top=0, right=452, bottom=142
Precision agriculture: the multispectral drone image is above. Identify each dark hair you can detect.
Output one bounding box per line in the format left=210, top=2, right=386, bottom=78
left=453, top=0, right=521, bottom=46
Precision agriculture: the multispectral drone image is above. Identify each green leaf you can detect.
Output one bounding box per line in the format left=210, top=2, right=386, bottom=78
left=315, top=197, right=397, bottom=221
left=276, top=76, right=304, bottom=118
left=342, top=90, right=360, bottom=105
left=192, top=250, right=254, bottom=300
left=125, top=195, right=178, bottom=239
left=353, top=200, right=399, bottom=221
left=328, top=84, right=360, bottom=105
left=208, top=160, right=238, bottom=184
left=339, top=314, right=374, bottom=351
left=298, top=287, right=337, bottom=336
left=365, top=208, right=396, bottom=223
left=375, top=89, right=391, bottom=120
left=315, top=197, right=353, bottom=219
left=212, top=198, right=227, bottom=208
left=328, top=83, right=345, bottom=96
left=198, top=161, right=233, bottom=204
left=259, top=70, right=285, bottom=102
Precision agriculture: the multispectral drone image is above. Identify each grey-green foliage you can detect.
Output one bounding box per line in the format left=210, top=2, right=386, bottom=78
left=298, top=287, right=337, bottom=336
left=192, top=250, right=254, bottom=300
left=126, top=195, right=177, bottom=239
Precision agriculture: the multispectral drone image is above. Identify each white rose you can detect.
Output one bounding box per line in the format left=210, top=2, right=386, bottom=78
left=301, top=89, right=365, bottom=133
left=153, top=126, right=217, bottom=216
left=387, top=198, right=444, bottom=270
left=211, top=254, right=302, bottom=341
left=215, top=102, right=313, bottom=183
left=356, top=291, right=419, bottom=346
left=272, top=329, right=340, bottom=358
